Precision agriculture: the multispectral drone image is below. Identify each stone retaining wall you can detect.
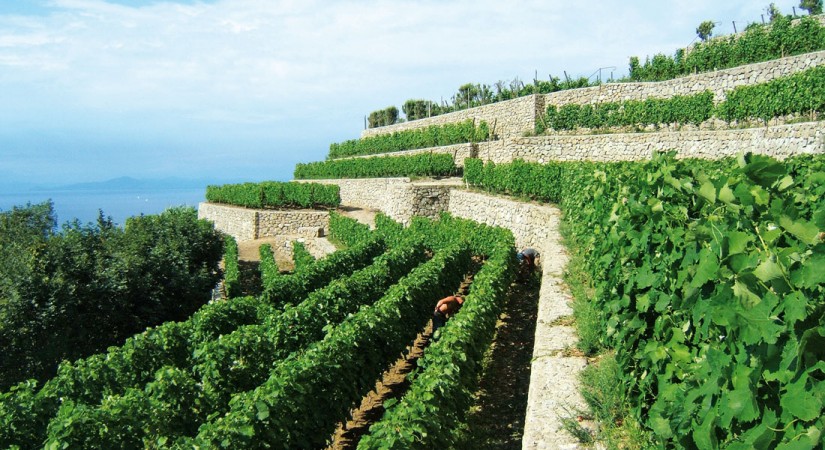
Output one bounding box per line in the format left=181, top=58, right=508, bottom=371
left=357, top=51, right=823, bottom=142
left=301, top=178, right=462, bottom=225
left=330, top=143, right=477, bottom=167
left=545, top=51, right=825, bottom=106
left=477, top=121, right=824, bottom=163
left=198, top=203, right=329, bottom=242
left=361, top=95, right=542, bottom=140
left=447, top=190, right=555, bottom=251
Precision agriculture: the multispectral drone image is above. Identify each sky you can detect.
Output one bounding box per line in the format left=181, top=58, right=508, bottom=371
left=0, top=0, right=809, bottom=188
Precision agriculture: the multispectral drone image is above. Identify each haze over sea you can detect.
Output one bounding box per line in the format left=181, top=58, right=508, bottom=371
left=0, top=177, right=229, bottom=226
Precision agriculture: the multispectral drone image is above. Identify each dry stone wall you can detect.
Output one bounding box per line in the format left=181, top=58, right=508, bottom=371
left=330, top=143, right=476, bottom=167
left=356, top=51, right=823, bottom=144
left=545, top=51, right=825, bottom=106
left=299, top=178, right=462, bottom=225
left=198, top=203, right=329, bottom=242
left=478, top=122, right=824, bottom=163
left=447, top=190, right=556, bottom=251
left=360, top=95, right=543, bottom=140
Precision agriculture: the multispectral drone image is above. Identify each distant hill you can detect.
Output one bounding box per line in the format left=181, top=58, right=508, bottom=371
left=37, top=177, right=214, bottom=192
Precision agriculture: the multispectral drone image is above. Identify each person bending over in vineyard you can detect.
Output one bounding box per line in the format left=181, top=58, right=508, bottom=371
left=433, top=295, right=464, bottom=334
left=517, top=247, right=539, bottom=281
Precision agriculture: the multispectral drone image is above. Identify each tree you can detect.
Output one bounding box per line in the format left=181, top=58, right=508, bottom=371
left=696, top=20, right=715, bottom=41
left=766, top=3, right=782, bottom=22
left=800, top=0, right=823, bottom=14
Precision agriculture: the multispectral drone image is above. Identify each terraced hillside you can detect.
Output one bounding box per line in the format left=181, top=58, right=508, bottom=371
left=3, top=13, right=823, bottom=450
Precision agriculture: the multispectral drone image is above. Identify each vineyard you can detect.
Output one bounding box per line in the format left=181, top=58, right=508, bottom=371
left=0, top=213, right=517, bottom=449
left=3, top=8, right=825, bottom=450
left=465, top=153, right=825, bottom=448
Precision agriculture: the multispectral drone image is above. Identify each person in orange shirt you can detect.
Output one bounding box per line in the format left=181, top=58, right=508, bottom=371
left=433, top=295, right=464, bottom=333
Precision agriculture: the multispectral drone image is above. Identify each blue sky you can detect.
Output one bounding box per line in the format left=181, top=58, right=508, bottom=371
left=0, top=0, right=807, bottom=188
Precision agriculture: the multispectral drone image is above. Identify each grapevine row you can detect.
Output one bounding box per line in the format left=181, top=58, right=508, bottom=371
left=42, top=240, right=431, bottom=447
left=464, top=154, right=825, bottom=448
left=294, top=153, right=457, bottom=180
left=190, top=243, right=474, bottom=448
left=205, top=181, right=340, bottom=209
left=0, top=238, right=387, bottom=448
left=329, top=119, right=490, bottom=159
left=359, top=220, right=517, bottom=448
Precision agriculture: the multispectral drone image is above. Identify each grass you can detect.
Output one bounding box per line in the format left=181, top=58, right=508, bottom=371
left=559, top=218, right=655, bottom=449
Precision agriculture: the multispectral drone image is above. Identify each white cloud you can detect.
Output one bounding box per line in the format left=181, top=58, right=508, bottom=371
left=0, top=0, right=808, bottom=183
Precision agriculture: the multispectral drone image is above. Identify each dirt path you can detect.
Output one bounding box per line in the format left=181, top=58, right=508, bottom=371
left=338, top=206, right=378, bottom=229
left=326, top=323, right=433, bottom=450
left=452, top=275, right=541, bottom=450
left=325, top=273, right=476, bottom=450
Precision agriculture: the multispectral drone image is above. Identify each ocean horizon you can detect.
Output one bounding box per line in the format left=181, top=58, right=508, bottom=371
left=0, top=186, right=207, bottom=227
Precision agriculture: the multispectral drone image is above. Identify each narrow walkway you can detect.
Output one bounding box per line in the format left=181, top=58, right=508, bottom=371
left=521, top=211, right=587, bottom=450
left=447, top=190, right=587, bottom=449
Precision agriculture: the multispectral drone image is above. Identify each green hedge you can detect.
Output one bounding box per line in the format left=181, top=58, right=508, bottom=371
left=629, top=15, right=825, bottom=82
left=718, top=65, right=825, bottom=123
left=205, top=181, right=340, bottom=209
left=294, top=153, right=457, bottom=179
left=329, top=119, right=489, bottom=159
left=464, top=155, right=825, bottom=448
left=540, top=91, right=714, bottom=132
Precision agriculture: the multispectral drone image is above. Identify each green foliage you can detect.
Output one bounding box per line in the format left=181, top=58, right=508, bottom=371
left=629, top=15, right=825, bottom=81
left=258, top=243, right=280, bottom=290
left=329, top=119, right=489, bottom=159
left=800, top=0, right=823, bottom=14
left=328, top=211, right=372, bottom=248
left=358, top=231, right=517, bottom=449
left=295, top=153, right=457, bottom=179
left=205, top=181, right=340, bottom=209
left=291, top=241, right=314, bottom=273
left=540, top=91, right=714, bottom=133
left=717, top=65, right=825, bottom=123
left=465, top=154, right=825, bottom=448
left=696, top=20, right=715, bottom=41
left=223, top=235, right=240, bottom=299
left=0, top=206, right=223, bottom=390
left=259, top=236, right=386, bottom=306
left=194, top=244, right=473, bottom=448
left=402, top=99, right=444, bottom=121
left=367, top=106, right=399, bottom=128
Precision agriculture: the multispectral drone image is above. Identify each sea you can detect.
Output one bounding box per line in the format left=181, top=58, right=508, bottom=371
left=0, top=187, right=207, bottom=227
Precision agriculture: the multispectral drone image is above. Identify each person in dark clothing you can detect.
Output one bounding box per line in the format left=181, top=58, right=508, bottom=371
left=517, top=247, right=539, bottom=272
left=433, top=295, right=464, bottom=333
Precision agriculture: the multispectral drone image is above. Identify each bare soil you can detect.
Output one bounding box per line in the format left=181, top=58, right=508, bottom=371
left=325, top=273, right=477, bottom=450
left=338, top=206, right=379, bottom=229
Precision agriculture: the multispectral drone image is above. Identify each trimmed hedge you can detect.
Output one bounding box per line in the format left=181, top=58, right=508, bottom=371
left=205, top=181, right=340, bottom=209
left=329, top=119, right=489, bottom=159
left=294, top=153, right=457, bottom=179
